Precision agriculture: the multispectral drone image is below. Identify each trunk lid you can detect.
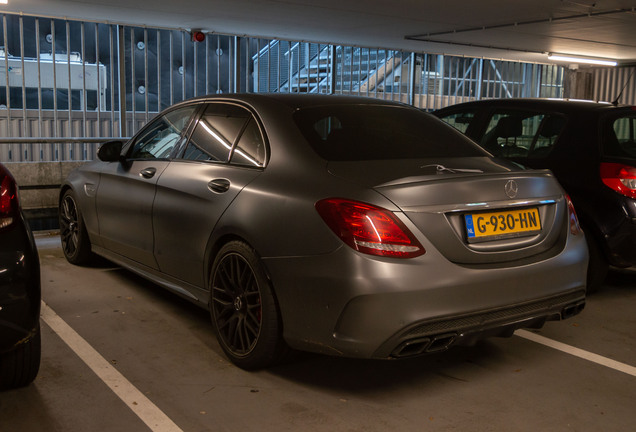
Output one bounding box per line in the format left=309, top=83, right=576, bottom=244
left=328, top=158, right=567, bottom=264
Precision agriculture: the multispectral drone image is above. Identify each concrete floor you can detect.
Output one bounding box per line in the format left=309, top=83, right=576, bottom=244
left=1, top=233, right=635, bottom=432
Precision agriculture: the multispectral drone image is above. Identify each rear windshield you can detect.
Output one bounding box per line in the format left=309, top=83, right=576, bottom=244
left=480, top=111, right=566, bottom=159
left=604, top=114, right=636, bottom=158
left=293, top=104, right=487, bottom=161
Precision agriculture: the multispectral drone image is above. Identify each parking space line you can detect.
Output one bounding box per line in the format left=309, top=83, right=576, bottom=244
left=516, top=329, right=636, bottom=377
left=40, top=301, right=184, bottom=432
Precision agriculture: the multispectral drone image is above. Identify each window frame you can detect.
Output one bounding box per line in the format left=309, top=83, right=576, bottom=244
left=176, top=101, right=269, bottom=169
left=123, top=103, right=203, bottom=161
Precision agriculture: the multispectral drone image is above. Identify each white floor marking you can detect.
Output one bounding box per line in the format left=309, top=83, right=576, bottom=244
left=40, top=301, right=184, bottom=432
left=516, top=329, right=636, bottom=377
left=41, top=294, right=635, bottom=432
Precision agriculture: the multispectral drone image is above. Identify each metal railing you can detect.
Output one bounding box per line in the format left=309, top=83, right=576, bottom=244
left=0, top=136, right=126, bottom=162
left=1, top=11, right=568, bottom=163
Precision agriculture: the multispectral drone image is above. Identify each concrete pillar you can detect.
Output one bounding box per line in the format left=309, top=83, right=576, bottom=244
left=563, top=68, right=594, bottom=100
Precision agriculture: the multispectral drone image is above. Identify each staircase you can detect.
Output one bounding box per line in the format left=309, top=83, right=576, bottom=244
left=252, top=42, right=410, bottom=95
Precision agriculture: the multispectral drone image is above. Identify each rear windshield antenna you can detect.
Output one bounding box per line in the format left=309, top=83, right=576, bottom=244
left=612, top=69, right=635, bottom=106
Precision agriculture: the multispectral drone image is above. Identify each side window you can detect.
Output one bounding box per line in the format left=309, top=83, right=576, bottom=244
left=605, top=116, right=636, bottom=158
left=480, top=111, right=564, bottom=158
left=230, top=118, right=266, bottom=167
left=182, top=103, right=250, bottom=163
left=437, top=111, right=475, bottom=134
left=128, top=106, right=197, bottom=159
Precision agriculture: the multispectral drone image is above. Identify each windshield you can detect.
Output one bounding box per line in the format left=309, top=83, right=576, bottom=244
left=293, top=104, right=488, bottom=161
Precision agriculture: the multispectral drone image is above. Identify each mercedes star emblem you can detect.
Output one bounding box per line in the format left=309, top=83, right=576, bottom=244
left=505, top=179, right=519, bottom=198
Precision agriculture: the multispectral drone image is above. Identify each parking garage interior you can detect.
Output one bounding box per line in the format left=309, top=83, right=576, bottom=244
left=1, top=1, right=635, bottom=431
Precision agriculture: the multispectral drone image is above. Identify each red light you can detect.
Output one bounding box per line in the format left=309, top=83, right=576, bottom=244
left=316, top=198, right=425, bottom=258
left=565, top=194, right=581, bottom=235
left=191, top=31, right=205, bottom=43
left=0, top=176, right=13, bottom=213
left=600, top=162, right=636, bottom=199
left=0, top=166, right=18, bottom=228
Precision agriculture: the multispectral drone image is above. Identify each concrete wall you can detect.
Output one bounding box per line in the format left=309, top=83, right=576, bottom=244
left=563, top=69, right=594, bottom=100
left=6, top=161, right=86, bottom=212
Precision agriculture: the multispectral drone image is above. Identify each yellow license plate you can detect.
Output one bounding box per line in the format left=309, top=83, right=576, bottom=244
left=464, top=208, right=541, bottom=241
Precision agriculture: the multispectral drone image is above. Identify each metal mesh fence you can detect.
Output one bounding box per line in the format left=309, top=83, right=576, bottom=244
left=0, top=12, right=566, bottom=162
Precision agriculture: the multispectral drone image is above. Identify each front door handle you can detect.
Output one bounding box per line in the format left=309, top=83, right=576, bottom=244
left=139, top=167, right=157, bottom=179
left=208, top=178, right=231, bottom=193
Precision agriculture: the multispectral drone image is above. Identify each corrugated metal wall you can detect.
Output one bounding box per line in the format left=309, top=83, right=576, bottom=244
left=590, top=66, right=636, bottom=105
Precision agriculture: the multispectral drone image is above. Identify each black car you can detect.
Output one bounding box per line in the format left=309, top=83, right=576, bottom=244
left=0, top=163, right=41, bottom=389
left=434, top=98, right=636, bottom=290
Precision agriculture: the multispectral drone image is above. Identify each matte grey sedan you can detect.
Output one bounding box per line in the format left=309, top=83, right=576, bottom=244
left=59, top=94, right=587, bottom=369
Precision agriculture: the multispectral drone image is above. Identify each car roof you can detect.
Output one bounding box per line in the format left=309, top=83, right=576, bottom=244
left=434, top=98, right=636, bottom=114
left=173, top=93, right=410, bottom=111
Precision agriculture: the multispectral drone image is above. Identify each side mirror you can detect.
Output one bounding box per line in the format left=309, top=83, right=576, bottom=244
left=97, top=140, right=124, bottom=162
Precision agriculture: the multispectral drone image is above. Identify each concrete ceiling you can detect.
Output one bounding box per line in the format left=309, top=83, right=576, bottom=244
left=3, top=0, right=636, bottom=66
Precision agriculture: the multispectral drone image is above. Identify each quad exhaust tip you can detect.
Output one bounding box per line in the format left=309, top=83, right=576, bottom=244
left=391, top=333, right=457, bottom=358
left=561, top=301, right=585, bottom=319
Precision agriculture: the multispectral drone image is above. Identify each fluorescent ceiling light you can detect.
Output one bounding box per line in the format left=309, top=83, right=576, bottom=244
left=0, top=0, right=7, bottom=4
left=548, top=54, right=617, bottom=67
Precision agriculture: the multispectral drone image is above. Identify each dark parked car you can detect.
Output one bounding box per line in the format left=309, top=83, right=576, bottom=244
left=60, top=94, right=587, bottom=369
left=434, top=98, right=636, bottom=290
left=0, top=163, right=41, bottom=389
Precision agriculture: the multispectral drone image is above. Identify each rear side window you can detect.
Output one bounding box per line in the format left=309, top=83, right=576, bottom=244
left=480, top=111, right=565, bottom=159
left=604, top=115, right=636, bottom=158
left=294, top=104, right=486, bottom=161
left=230, top=118, right=267, bottom=167
left=182, top=103, right=266, bottom=167
left=183, top=104, right=250, bottom=163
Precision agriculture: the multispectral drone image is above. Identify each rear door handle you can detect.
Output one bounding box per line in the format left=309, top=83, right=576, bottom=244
left=139, top=167, right=157, bottom=179
left=208, top=178, right=231, bottom=193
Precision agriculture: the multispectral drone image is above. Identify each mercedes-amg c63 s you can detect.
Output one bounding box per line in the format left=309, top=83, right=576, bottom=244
left=59, top=94, right=587, bottom=369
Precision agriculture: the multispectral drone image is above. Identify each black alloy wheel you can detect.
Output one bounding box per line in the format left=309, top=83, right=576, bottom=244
left=213, top=251, right=262, bottom=354
left=59, top=190, right=93, bottom=265
left=210, top=241, right=286, bottom=369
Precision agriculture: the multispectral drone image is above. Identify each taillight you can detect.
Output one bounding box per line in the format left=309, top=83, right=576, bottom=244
left=315, top=198, right=425, bottom=258
left=0, top=165, right=18, bottom=229
left=565, top=194, right=581, bottom=235
left=600, top=162, right=636, bottom=199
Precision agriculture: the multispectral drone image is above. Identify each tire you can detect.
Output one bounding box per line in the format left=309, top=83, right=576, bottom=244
left=59, top=189, right=93, bottom=265
left=209, top=241, right=287, bottom=370
left=0, top=325, right=41, bottom=390
left=585, top=231, right=608, bottom=293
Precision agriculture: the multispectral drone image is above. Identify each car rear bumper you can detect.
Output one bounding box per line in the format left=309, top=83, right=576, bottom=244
left=0, top=224, right=41, bottom=353
left=372, top=289, right=585, bottom=358
left=264, top=232, right=588, bottom=359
